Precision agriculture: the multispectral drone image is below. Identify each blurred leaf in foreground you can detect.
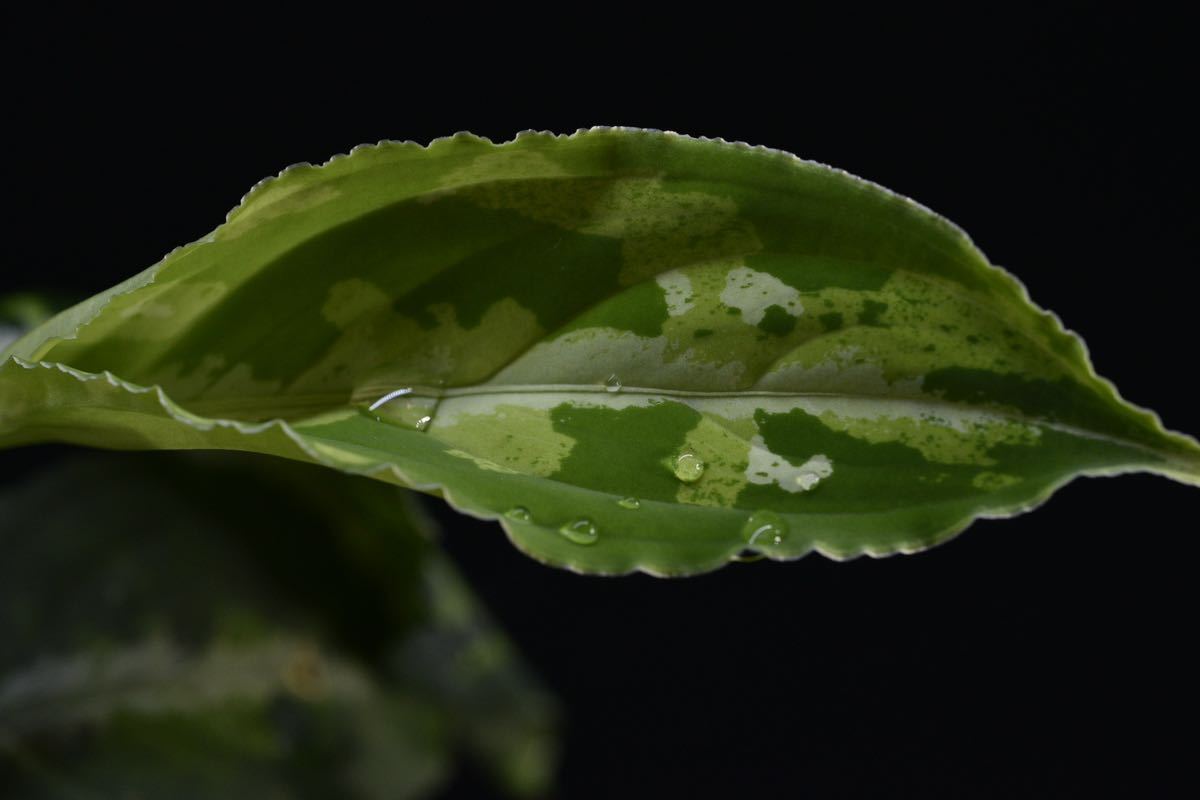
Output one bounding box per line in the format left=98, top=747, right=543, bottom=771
left=0, top=452, right=558, bottom=799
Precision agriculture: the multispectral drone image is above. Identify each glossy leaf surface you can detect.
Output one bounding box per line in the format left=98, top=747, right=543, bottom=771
left=1, top=129, right=1196, bottom=575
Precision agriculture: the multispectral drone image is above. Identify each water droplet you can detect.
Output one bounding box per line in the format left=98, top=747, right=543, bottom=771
left=559, top=518, right=599, bottom=545
left=731, top=549, right=766, bottom=563
left=741, top=510, right=788, bottom=549
left=366, top=387, right=439, bottom=431
left=617, top=497, right=641, bottom=510
left=504, top=506, right=532, bottom=523
left=368, top=387, right=412, bottom=411
left=795, top=473, right=819, bottom=490
left=604, top=374, right=623, bottom=393
left=673, top=452, right=706, bottom=483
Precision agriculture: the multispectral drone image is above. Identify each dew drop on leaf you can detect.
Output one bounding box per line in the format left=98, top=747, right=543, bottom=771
left=604, top=374, right=623, bottom=393
left=504, top=506, right=532, bottom=523
left=559, top=518, right=599, bottom=545
left=367, top=387, right=413, bottom=411
left=414, top=414, right=433, bottom=431
left=673, top=452, right=706, bottom=483
left=742, top=510, right=788, bottom=548
left=617, top=497, right=641, bottom=510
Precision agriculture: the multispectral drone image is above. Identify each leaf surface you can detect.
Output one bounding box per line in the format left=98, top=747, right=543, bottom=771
left=1, top=128, right=1196, bottom=574
left=0, top=453, right=557, bottom=798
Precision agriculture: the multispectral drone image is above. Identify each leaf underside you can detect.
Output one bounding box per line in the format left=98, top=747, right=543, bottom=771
left=1, top=128, right=1196, bottom=575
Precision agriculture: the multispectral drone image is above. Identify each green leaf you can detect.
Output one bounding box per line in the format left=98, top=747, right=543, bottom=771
left=1, top=128, right=1196, bottom=575
left=0, top=453, right=557, bottom=798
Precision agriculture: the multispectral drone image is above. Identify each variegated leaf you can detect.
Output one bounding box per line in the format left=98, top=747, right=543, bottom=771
left=1, top=128, right=1196, bottom=575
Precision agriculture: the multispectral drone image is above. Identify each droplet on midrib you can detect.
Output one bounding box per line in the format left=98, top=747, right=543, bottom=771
left=673, top=452, right=705, bottom=483
left=604, top=374, right=623, bottom=393
left=617, top=497, right=641, bottom=510
left=559, top=518, right=599, bottom=545
left=368, top=387, right=412, bottom=410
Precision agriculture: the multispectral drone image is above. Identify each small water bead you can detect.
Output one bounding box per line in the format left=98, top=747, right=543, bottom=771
left=559, top=518, right=599, bottom=545
left=795, top=473, right=820, bottom=491
left=604, top=374, right=623, bottom=393
left=673, top=452, right=706, bottom=483
left=731, top=549, right=766, bottom=563
left=368, top=387, right=413, bottom=411
left=504, top=506, right=532, bottom=523
left=367, top=386, right=440, bottom=431
left=741, top=510, right=788, bottom=549
left=617, top=497, right=641, bottom=510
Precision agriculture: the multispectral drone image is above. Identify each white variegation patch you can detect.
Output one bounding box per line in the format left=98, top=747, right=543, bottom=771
left=720, top=266, right=802, bottom=325
left=745, top=435, right=833, bottom=493
left=656, top=270, right=695, bottom=316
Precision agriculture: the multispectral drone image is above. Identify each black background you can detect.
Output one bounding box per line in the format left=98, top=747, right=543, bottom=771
left=2, top=9, right=1196, bottom=798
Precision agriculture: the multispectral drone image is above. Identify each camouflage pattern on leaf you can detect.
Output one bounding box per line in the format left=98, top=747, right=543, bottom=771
left=1, top=128, right=1197, bottom=575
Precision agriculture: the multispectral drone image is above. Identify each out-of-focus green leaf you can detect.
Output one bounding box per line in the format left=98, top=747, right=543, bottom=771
left=0, top=294, right=63, bottom=353
left=0, top=453, right=557, bottom=799
left=0, top=128, right=1196, bottom=575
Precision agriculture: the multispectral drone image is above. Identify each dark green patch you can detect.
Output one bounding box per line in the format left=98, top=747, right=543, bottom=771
left=757, top=305, right=797, bottom=336
left=693, top=328, right=714, bottom=339
left=858, top=299, right=888, bottom=327
left=743, top=253, right=891, bottom=293
left=555, top=279, right=669, bottom=339
left=923, top=367, right=1170, bottom=453
left=817, top=312, right=844, bottom=332
left=393, top=192, right=625, bottom=333
left=550, top=401, right=701, bottom=500
left=725, top=306, right=741, bottom=316
left=739, top=407, right=976, bottom=513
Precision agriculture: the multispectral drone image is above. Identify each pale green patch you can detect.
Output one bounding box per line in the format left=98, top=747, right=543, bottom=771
left=305, top=440, right=381, bottom=467
left=656, top=259, right=812, bottom=384
left=221, top=184, right=342, bottom=240
left=150, top=355, right=284, bottom=409
left=322, top=278, right=392, bottom=329
left=767, top=270, right=1068, bottom=388
left=719, top=266, right=802, bottom=325
left=291, top=297, right=542, bottom=394
left=814, top=407, right=1042, bottom=466
left=291, top=407, right=360, bottom=428
left=656, top=270, right=695, bottom=316
left=434, top=403, right=574, bottom=478
left=756, top=345, right=926, bottom=395
left=110, top=281, right=229, bottom=340
left=444, top=448, right=521, bottom=475
left=673, top=414, right=752, bottom=508
left=745, top=436, right=833, bottom=492
left=973, top=471, right=1023, bottom=491
left=488, top=327, right=745, bottom=390
left=461, top=174, right=760, bottom=286
left=440, top=148, right=571, bottom=189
